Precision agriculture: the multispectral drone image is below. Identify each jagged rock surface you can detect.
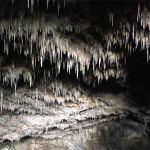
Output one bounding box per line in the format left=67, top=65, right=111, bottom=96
left=0, top=1, right=150, bottom=149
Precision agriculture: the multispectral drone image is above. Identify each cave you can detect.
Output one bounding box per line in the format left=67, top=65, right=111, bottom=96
left=0, top=0, right=150, bottom=149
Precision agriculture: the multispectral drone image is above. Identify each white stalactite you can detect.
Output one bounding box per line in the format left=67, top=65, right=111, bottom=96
left=1, top=90, right=3, bottom=114
left=47, top=0, right=49, bottom=9
left=31, top=0, right=34, bottom=12
left=14, top=82, right=17, bottom=97
left=28, top=0, right=29, bottom=8
left=64, top=0, right=65, bottom=7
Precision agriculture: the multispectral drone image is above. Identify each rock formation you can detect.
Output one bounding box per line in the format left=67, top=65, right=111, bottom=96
left=0, top=0, right=150, bottom=149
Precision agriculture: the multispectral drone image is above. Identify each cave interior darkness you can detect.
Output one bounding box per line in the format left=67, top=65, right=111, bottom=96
left=0, top=0, right=150, bottom=149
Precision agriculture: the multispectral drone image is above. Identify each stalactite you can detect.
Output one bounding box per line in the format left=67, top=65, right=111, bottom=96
left=40, top=56, right=43, bottom=67
left=57, top=2, right=60, bottom=15
left=27, top=0, right=29, bottom=8
left=1, top=90, right=3, bottom=114
left=29, top=72, right=33, bottom=87
left=47, top=0, right=49, bottom=9
left=32, top=56, right=34, bottom=69
left=31, top=0, right=34, bottom=12
left=64, top=0, right=65, bottom=7
left=76, top=63, right=79, bottom=79
left=147, top=49, right=149, bottom=62
left=1, top=2, right=150, bottom=88
left=109, top=12, right=114, bottom=27
left=14, top=81, right=17, bottom=97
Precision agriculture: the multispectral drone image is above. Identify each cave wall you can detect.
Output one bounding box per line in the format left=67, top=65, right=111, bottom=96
left=0, top=0, right=150, bottom=149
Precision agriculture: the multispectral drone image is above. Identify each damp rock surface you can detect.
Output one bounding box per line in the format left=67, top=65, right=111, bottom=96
left=1, top=119, right=150, bottom=150
left=0, top=0, right=150, bottom=149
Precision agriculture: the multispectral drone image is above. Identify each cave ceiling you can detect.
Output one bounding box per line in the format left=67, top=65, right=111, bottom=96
left=0, top=0, right=150, bottom=146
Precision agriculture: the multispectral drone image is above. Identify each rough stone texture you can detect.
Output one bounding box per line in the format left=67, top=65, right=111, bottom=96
left=1, top=119, right=150, bottom=150
left=0, top=0, right=150, bottom=149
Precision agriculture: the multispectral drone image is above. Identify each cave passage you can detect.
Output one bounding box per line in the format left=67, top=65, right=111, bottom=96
left=0, top=0, right=150, bottom=150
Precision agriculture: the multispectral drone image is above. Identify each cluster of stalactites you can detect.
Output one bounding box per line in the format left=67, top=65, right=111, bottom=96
left=0, top=9, right=127, bottom=89
left=107, top=3, right=150, bottom=63
left=29, top=78, right=84, bottom=107
left=107, top=13, right=132, bottom=55
left=0, top=65, right=35, bottom=96
left=136, top=3, right=150, bottom=62
left=12, top=0, right=79, bottom=15
left=11, top=0, right=44, bottom=12
left=94, top=68, right=128, bottom=84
